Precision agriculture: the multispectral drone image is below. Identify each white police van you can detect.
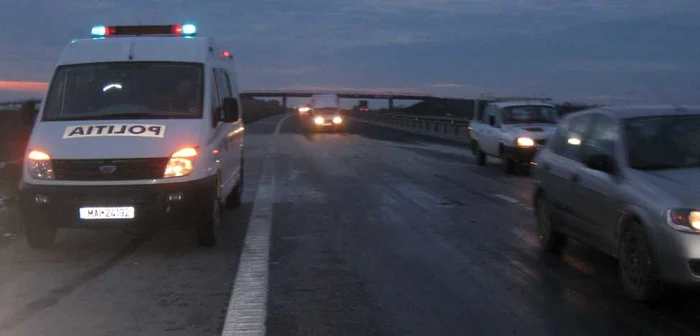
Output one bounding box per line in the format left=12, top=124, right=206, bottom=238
left=19, top=24, right=245, bottom=248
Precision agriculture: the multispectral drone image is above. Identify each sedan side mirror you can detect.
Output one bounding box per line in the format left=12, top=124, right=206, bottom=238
left=221, top=97, right=240, bottom=122
left=584, top=154, right=616, bottom=174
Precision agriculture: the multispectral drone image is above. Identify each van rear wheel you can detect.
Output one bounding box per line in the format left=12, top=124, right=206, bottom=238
left=25, top=218, right=57, bottom=249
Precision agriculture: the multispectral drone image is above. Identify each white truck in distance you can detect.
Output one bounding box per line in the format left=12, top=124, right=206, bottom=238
left=469, top=100, right=558, bottom=174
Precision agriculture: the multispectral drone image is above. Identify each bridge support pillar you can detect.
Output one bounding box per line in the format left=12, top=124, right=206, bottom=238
left=388, top=98, right=394, bottom=111
left=282, top=96, right=287, bottom=112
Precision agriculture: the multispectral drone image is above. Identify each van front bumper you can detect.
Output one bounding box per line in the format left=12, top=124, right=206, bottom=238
left=18, top=176, right=216, bottom=230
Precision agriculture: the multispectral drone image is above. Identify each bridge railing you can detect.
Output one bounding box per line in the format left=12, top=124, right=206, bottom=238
left=345, top=111, right=474, bottom=145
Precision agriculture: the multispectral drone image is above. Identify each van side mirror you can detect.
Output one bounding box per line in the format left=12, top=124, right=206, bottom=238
left=488, top=115, right=496, bottom=127
left=584, top=154, right=616, bottom=174
left=221, top=97, right=240, bottom=122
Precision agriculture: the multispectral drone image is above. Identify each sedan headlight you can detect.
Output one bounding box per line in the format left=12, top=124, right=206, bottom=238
left=164, top=147, right=197, bottom=178
left=516, top=137, right=535, bottom=147
left=314, top=117, right=324, bottom=125
left=27, top=150, right=55, bottom=180
left=666, top=209, right=700, bottom=232
left=333, top=116, right=342, bottom=124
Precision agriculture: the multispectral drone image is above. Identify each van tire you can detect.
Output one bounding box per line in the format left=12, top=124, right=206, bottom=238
left=25, top=218, right=57, bottom=249
left=504, top=158, right=516, bottom=175
left=197, top=192, right=220, bottom=247
left=225, top=158, right=244, bottom=209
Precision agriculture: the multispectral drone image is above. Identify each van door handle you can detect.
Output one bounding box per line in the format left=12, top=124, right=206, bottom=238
left=571, top=173, right=580, bottom=182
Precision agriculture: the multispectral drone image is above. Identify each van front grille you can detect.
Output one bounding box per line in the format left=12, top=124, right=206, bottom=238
left=52, top=158, right=170, bottom=181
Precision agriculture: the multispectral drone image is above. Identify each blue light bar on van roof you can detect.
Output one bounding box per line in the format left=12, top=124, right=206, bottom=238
left=91, top=23, right=197, bottom=38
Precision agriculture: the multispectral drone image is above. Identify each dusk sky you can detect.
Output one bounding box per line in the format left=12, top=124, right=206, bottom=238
left=0, top=0, right=698, bottom=105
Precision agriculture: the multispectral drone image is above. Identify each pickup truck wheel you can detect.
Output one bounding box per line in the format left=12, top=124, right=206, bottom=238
left=474, top=143, right=486, bottom=166
left=504, top=158, right=516, bottom=174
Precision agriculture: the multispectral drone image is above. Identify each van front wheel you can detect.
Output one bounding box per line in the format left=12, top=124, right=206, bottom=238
left=197, top=194, right=220, bottom=247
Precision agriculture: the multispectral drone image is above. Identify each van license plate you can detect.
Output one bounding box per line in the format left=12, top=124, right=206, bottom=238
left=79, top=207, right=135, bottom=220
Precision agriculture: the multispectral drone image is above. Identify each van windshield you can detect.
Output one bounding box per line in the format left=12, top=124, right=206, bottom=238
left=42, top=62, right=203, bottom=121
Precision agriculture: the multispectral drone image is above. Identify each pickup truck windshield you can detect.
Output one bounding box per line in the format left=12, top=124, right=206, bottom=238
left=625, top=115, right=700, bottom=170
left=42, top=62, right=203, bottom=121
left=502, top=105, right=557, bottom=124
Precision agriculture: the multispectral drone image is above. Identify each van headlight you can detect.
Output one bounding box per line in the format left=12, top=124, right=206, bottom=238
left=164, top=147, right=197, bottom=178
left=666, top=209, right=700, bottom=232
left=27, top=150, right=55, bottom=180
left=516, top=137, right=535, bottom=147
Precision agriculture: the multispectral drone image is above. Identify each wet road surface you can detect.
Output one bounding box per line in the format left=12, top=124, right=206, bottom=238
left=2, top=114, right=700, bottom=335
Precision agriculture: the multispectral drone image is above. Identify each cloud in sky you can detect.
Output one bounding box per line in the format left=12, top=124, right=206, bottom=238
left=0, top=0, right=699, bottom=104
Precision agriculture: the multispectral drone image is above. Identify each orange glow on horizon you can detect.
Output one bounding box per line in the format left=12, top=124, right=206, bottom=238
left=0, top=81, right=48, bottom=93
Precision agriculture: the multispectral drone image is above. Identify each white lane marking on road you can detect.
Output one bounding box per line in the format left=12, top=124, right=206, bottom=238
left=493, top=194, right=519, bottom=204
left=222, top=114, right=292, bottom=336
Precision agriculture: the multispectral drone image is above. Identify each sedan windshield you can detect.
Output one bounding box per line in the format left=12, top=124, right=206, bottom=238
left=625, top=115, right=700, bottom=170
left=502, top=105, right=558, bottom=124
left=43, top=62, right=203, bottom=121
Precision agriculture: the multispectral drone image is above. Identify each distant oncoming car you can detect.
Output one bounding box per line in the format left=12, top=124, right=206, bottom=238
left=533, top=105, right=700, bottom=301
left=309, top=94, right=343, bottom=132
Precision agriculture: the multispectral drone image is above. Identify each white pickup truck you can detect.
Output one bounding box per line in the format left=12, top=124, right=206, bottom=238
left=469, top=100, right=559, bottom=174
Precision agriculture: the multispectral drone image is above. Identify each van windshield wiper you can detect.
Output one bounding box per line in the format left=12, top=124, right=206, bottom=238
left=51, top=112, right=175, bottom=121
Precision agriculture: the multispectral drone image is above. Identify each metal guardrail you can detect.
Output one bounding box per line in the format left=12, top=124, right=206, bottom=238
left=348, top=111, right=474, bottom=144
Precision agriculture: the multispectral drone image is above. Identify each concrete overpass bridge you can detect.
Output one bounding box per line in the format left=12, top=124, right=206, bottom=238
left=240, top=89, right=436, bottom=110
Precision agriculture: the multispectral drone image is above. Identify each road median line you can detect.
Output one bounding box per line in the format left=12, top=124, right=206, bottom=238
left=221, top=114, right=291, bottom=336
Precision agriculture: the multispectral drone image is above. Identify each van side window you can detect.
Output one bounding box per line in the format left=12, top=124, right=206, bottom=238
left=210, top=70, right=221, bottom=128
left=215, top=69, right=238, bottom=122
left=549, top=114, right=594, bottom=161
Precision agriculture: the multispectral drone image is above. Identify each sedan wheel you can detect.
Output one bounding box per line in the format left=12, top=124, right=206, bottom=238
left=618, top=222, right=661, bottom=301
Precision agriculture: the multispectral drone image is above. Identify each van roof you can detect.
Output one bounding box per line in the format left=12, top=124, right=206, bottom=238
left=57, top=36, right=228, bottom=65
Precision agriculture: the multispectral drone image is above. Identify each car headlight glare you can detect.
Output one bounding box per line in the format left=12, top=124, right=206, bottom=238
left=27, top=150, right=55, bottom=180
left=333, top=116, right=342, bottom=124
left=164, top=147, right=197, bottom=178
left=314, top=117, right=324, bottom=125
left=666, top=209, right=700, bottom=232
left=516, top=137, right=535, bottom=147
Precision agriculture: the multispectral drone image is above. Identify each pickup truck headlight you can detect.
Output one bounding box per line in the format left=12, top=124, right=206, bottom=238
left=666, top=209, right=700, bottom=232
left=27, top=150, right=55, bottom=180
left=516, top=137, right=535, bottom=147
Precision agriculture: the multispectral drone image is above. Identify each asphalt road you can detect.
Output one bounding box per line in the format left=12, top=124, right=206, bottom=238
left=2, top=113, right=700, bottom=335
